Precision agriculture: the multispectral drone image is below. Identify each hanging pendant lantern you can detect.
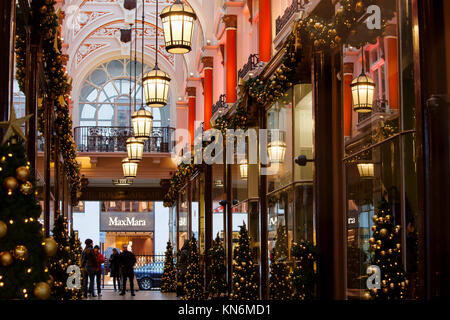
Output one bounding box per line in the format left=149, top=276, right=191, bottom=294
left=132, top=107, right=153, bottom=140
left=351, top=73, right=376, bottom=113
left=268, top=140, right=286, bottom=164
left=351, top=46, right=376, bottom=113
left=143, top=0, right=171, bottom=108
left=143, top=67, right=171, bottom=108
left=126, top=137, right=144, bottom=161
left=357, top=163, right=375, bottom=179
left=122, top=158, right=138, bottom=178
left=160, top=0, right=197, bottom=54
left=239, top=159, right=248, bottom=180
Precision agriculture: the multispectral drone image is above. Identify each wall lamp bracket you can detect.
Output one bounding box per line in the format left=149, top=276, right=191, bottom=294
left=295, top=155, right=314, bottom=167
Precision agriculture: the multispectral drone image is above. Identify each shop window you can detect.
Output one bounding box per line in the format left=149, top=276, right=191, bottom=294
left=267, top=88, right=293, bottom=193
left=212, top=164, right=225, bottom=241
left=342, top=0, right=420, bottom=300
left=178, top=188, right=189, bottom=248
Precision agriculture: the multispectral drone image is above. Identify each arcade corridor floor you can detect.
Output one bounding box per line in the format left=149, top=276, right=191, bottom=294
left=86, top=289, right=178, bottom=300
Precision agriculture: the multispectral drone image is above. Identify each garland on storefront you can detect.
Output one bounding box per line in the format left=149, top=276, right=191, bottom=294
left=246, top=0, right=394, bottom=107
left=163, top=160, right=198, bottom=208
left=15, top=0, right=82, bottom=206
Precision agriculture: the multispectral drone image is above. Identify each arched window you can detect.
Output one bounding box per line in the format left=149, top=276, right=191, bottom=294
left=79, top=58, right=169, bottom=128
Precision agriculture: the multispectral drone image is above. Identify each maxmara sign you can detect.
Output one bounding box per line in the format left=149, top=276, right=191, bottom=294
left=100, top=212, right=154, bottom=232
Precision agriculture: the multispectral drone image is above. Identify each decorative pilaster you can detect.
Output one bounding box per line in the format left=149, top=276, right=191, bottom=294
left=202, top=56, right=214, bottom=130
left=223, top=15, right=237, bottom=103
left=186, top=87, right=196, bottom=145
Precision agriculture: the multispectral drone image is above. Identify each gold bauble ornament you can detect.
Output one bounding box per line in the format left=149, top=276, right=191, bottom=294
left=380, top=228, right=389, bottom=237
left=14, top=245, right=29, bottom=261
left=0, top=251, right=13, bottom=266
left=4, top=176, right=19, bottom=192
left=0, top=220, right=7, bottom=238
left=372, top=215, right=378, bottom=222
left=34, top=282, right=51, bottom=300
left=20, top=181, right=33, bottom=195
left=43, top=237, right=58, bottom=256
left=363, top=291, right=371, bottom=300
left=16, top=166, right=30, bottom=182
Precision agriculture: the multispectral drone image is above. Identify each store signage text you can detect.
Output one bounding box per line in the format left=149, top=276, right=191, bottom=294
left=108, top=216, right=146, bottom=227
left=100, top=211, right=154, bottom=232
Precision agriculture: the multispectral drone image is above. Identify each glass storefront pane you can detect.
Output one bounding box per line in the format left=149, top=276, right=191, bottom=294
left=293, top=84, right=313, bottom=182
left=345, top=137, right=402, bottom=299
left=212, top=164, right=225, bottom=240
left=267, top=89, right=293, bottom=193
left=178, top=188, right=188, bottom=248
left=294, top=183, right=314, bottom=243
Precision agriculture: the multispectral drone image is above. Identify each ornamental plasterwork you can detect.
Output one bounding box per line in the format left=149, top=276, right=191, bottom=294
left=76, top=43, right=109, bottom=65
left=73, top=11, right=112, bottom=37
left=75, top=21, right=174, bottom=67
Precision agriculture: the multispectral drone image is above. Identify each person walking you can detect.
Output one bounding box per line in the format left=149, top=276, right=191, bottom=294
left=119, top=243, right=136, bottom=296
left=109, top=248, right=121, bottom=292
left=93, top=245, right=104, bottom=297
left=81, top=239, right=97, bottom=297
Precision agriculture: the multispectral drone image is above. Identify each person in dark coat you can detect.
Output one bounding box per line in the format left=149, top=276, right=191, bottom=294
left=109, top=248, right=121, bottom=291
left=81, top=239, right=97, bottom=297
left=119, top=244, right=136, bottom=296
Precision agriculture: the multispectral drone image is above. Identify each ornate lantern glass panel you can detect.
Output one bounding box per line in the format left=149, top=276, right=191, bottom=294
left=143, top=68, right=171, bottom=108
left=239, top=159, right=248, bottom=180
left=160, top=0, right=197, bottom=54
left=357, top=163, right=375, bottom=179
left=351, top=73, right=376, bottom=113
left=132, top=108, right=153, bottom=140
left=268, top=140, right=286, bottom=164
left=126, top=137, right=144, bottom=161
left=122, top=158, right=138, bottom=178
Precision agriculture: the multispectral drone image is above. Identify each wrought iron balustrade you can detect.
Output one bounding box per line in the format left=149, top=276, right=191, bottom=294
left=238, top=54, right=259, bottom=79
left=357, top=99, right=390, bottom=123
left=275, top=0, right=309, bottom=35
left=212, top=94, right=227, bottom=117
left=74, top=126, right=175, bottom=153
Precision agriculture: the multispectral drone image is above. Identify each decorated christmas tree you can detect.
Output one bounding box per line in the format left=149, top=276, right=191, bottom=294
left=230, top=222, right=259, bottom=300
left=48, top=214, right=82, bottom=300
left=368, top=198, right=407, bottom=300
left=208, top=234, right=227, bottom=298
left=269, top=224, right=293, bottom=300
left=291, top=240, right=318, bottom=300
left=161, top=240, right=176, bottom=293
left=0, top=133, right=53, bottom=300
left=182, top=236, right=204, bottom=300
left=68, top=230, right=84, bottom=299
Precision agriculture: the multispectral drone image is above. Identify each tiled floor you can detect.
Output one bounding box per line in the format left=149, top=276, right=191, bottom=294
left=86, top=289, right=178, bottom=300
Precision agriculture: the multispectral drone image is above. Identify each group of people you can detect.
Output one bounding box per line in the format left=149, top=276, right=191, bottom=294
left=81, top=239, right=137, bottom=297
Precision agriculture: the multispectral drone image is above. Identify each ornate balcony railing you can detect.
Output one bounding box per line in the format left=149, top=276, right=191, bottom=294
left=238, top=54, right=259, bottom=79
left=358, top=99, right=390, bottom=123
left=275, top=0, right=309, bottom=35
left=74, top=126, right=175, bottom=153
left=212, top=94, right=227, bottom=117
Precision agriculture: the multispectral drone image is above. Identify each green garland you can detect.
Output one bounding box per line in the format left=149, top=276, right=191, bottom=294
left=246, top=0, right=393, bottom=107
left=163, top=161, right=198, bottom=208
left=15, top=0, right=82, bottom=206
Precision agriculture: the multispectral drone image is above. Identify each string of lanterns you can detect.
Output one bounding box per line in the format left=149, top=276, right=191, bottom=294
left=119, top=0, right=196, bottom=183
